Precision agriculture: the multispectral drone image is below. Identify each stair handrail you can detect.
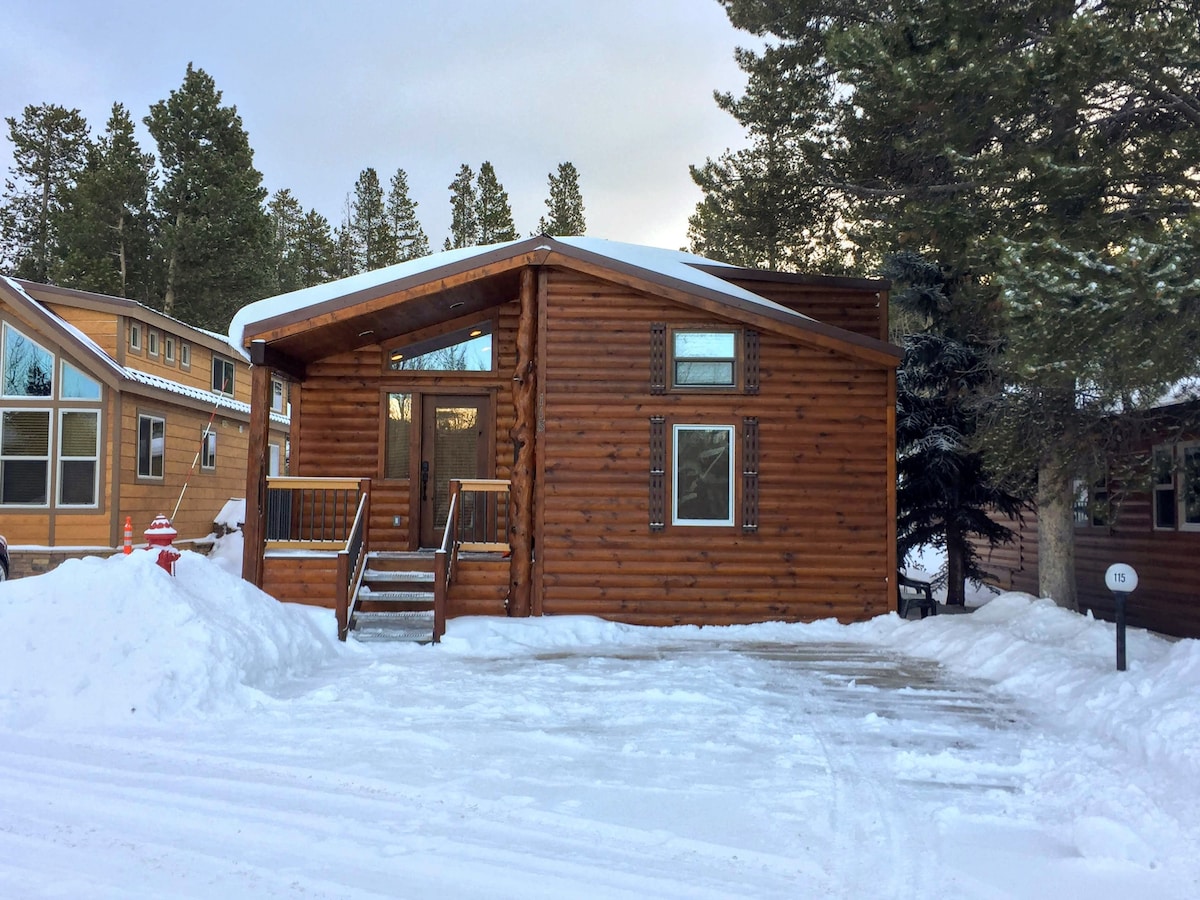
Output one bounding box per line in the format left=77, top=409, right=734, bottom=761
left=432, top=487, right=459, bottom=642
left=335, top=488, right=371, bottom=641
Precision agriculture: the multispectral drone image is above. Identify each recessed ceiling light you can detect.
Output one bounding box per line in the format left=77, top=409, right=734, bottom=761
left=358, top=330, right=374, bottom=338
left=469, top=329, right=483, bottom=337
left=449, top=301, right=465, bottom=310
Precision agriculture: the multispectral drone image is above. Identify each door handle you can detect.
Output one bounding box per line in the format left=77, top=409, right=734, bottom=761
left=420, top=460, right=429, bottom=501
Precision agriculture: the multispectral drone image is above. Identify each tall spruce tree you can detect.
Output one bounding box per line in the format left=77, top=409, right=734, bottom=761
left=267, top=188, right=305, bottom=293
left=1, top=103, right=90, bottom=281
left=292, top=209, right=338, bottom=287
left=385, top=168, right=429, bottom=261
left=707, top=0, right=1200, bottom=608
left=537, top=162, right=585, bottom=236
left=349, top=167, right=394, bottom=271
left=475, top=161, right=517, bottom=243
left=55, top=103, right=155, bottom=300
left=444, top=163, right=478, bottom=250
left=145, top=63, right=272, bottom=329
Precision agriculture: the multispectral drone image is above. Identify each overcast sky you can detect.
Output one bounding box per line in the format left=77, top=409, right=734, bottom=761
left=1, top=0, right=756, bottom=252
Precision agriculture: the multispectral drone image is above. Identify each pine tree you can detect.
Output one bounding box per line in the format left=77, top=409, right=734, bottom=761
left=350, top=167, right=394, bottom=271
left=444, top=163, right=477, bottom=250
left=267, top=189, right=305, bottom=293
left=475, top=161, right=517, bottom=243
left=55, top=103, right=155, bottom=300
left=145, top=63, right=272, bottom=330
left=890, top=252, right=1026, bottom=605
left=292, top=209, right=338, bottom=287
left=1, top=103, right=90, bottom=281
left=537, top=162, right=585, bottom=236
left=385, top=168, right=429, bottom=261
left=708, top=0, right=1200, bottom=608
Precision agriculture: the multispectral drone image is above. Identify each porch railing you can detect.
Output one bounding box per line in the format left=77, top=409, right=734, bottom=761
left=265, top=476, right=369, bottom=549
left=451, top=479, right=511, bottom=552
left=335, top=490, right=371, bottom=640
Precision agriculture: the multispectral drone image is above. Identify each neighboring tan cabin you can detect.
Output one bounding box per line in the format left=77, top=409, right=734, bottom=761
left=980, top=399, right=1200, bottom=639
left=0, top=277, right=289, bottom=576
left=231, top=237, right=901, bottom=639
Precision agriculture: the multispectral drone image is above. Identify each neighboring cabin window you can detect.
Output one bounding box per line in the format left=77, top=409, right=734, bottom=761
left=60, top=360, right=102, bottom=400
left=200, top=429, right=216, bottom=470
left=129, top=322, right=142, bottom=352
left=1151, top=443, right=1200, bottom=532
left=212, top=356, right=235, bottom=395
left=1182, top=444, right=1200, bottom=531
left=147, top=330, right=159, bottom=357
left=2, top=323, right=54, bottom=397
left=386, top=322, right=493, bottom=371
left=271, top=377, right=285, bottom=413
left=268, top=442, right=281, bottom=477
left=384, top=393, right=412, bottom=478
left=58, top=410, right=99, bottom=506
left=1153, top=446, right=1177, bottom=530
left=180, top=342, right=191, bottom=369
left=671, top=329, right=738, bottom=389
left=164, top=336, right=175, bottom=364
left=0, top=409, right=50, bottom=505
left=1073, top=477, right=1109, bottom=528
left=672, top=424, right=735, bottom=526
left=137, top=414, right=165, bottom=479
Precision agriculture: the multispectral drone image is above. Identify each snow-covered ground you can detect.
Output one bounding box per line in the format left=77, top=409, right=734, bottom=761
left=1, top=544, right=1197, bottom=898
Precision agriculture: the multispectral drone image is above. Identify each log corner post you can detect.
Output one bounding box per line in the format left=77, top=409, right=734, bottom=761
left=508, top=267, right=537, bottom=617
left=242, top=344, right=271, bottom=588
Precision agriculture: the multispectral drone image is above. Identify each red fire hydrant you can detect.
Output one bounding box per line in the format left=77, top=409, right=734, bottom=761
left=144, top=514, right=180, bottom=575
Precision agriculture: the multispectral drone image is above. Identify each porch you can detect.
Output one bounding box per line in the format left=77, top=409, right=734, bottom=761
left=256, top=476, right=514, bottom=641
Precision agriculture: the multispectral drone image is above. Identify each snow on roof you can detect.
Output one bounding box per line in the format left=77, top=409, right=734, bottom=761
left=125, top=368, right=290, bottom=426
left=227, top=236, right=817, bottom=351
left=1, top=276, right=127, bottom=381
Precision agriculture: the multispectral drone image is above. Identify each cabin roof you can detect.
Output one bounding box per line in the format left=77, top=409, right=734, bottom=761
left=229, top=236, right=900, bottom=372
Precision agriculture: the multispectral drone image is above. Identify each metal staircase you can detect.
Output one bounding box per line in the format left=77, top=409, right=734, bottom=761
left=349, top=551, right=438, bottom=642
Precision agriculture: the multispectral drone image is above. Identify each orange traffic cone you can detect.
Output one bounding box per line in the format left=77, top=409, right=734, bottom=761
left=122, top=516, right=133, bottom=554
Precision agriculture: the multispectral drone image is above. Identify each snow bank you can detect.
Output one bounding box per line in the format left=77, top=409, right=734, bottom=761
left=0, top=548, right=340, bottom=728
left=873, top=592, right=1200, bottom=777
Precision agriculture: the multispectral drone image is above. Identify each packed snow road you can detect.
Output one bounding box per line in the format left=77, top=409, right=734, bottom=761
left=1, top=552, right=1198, bottom=898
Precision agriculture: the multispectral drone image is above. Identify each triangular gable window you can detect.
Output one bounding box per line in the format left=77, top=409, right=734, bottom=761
left=2, top=323, right=54, bottom=398
left=60, top=360, right=102, bottom=400
left=386, top=322, right=493, bottom=372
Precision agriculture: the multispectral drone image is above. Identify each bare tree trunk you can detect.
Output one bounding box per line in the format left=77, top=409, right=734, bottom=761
left=1037, top=462, right=1077, bottom=610
left=945, top=524, right=966, bottom=606
left=162, top=209, right=184, bottom=316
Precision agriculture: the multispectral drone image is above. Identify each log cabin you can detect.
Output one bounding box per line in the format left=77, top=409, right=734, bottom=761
left=978, top=398, right=1200, bottom=639
left=230, top=236, right=902, bottom=640
left=0, top=277, right=289, bottom=576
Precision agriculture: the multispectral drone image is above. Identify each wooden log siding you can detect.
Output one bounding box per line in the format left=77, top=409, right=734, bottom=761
left=536, top=268, right=892, bottom=625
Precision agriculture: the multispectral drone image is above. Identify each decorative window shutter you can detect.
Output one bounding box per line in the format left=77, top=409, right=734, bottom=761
left=650, top=323, right=666, bottom=395
left=649, top=415, right=665, bottom=531
left=742, top=416, right=759, bottom=532
left=745, top=330, right=760, bottom=395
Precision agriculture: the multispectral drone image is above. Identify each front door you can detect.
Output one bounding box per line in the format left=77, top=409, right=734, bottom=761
left=418, top=396, right=491, bottom=547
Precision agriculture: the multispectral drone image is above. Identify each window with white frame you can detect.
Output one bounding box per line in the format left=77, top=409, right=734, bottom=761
left=271, top=377, right=285, bottom=413
left=672, top=424, right=735, bottom=526
left=60, top=360, right=101, bottom=400
left=180, top=342, right=191, bottom=369
left=137, top=414, right=165, bottom=479
left=129, top=321, right=142, bottom=352
left=147, top=330, right=159, bottom=357
left=2, top=323, right=54, bottom=397
left=1151, top=442, right=1200, bottom=531
left=212, top=355, right=235, bottom=395
left=1153, top=446, right=1177, bottom=530
left=200, top=428, right=216, bottom=470
left=58, top=410, right=99, bottom=506
left=671, top=329, right=738, bottom=389
left=1, top=408, right=51, bottom=505
left=164, top=335, right=176, bottom=364
left=1181, top=444, right=1200, bottom=531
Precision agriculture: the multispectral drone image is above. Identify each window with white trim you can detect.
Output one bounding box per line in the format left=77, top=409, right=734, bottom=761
left=58, top=409, right=99, bottom=506
left=147, top=330, right=159, bottom=357
left=212, top=356, right=235, bottom=395
left=60, top=360, right=101, bottom=400
left=271, top=377, right=285, bottom=413
left=1153, top=446, right=1177, bottom=530
left=672, top=424, right=735, bottom=526
left=200, top=428, right=216, bottom=470
left=137, top=414, right=165, bottom=479
left=670, top=329, right=738, bottom=389
left=164, top=336, right=176, bottom=364
left=1181, top=444, right=1200, bottom=531
left=180, top=342, right=191, bottom=369
left=129, top=322, right=142, bottom=352
left=1, top=408, right=50, bottom=505
left=2, top=323, right=54, bottom=397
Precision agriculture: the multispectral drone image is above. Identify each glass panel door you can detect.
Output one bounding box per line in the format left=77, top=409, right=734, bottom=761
left=419, top=396, right=490, bottom=547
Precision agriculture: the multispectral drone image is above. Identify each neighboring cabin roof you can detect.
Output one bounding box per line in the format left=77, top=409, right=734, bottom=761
left=0, top=277, right=287, bottom=425
left=230, top=235, right=900, bottom=370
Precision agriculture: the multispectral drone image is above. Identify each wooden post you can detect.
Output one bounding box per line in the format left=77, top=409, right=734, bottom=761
left=508, top=267, right=537, bottom=617
left=242, top=346, right=272, bottom=588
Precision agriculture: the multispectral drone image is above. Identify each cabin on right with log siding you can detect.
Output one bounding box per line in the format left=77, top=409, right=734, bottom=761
left=231, top=236, right=902, bottom=639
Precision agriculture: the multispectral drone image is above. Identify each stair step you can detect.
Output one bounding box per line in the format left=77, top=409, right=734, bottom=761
left=357, top=589, right=435, bottom=603
left=363, top=568, right=435, bottom=582
left=351, top=610, right=435, bottom=643
left=369, top=551, right=436, bottom=563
